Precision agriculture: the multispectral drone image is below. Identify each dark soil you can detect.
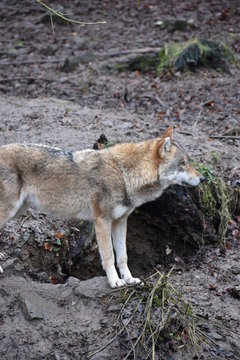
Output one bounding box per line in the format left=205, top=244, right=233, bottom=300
left=0, top=1, right=240, bottom=359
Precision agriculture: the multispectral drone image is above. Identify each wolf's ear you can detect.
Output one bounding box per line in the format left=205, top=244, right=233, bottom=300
left=158, top=137, right=172, bottom=158
left=162, top=126, right=173, bottom=140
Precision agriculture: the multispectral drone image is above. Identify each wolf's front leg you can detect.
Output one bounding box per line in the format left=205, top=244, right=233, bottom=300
left=94, top=217, right=126, bottom=288
left=112, top=217, right=141, bottom=285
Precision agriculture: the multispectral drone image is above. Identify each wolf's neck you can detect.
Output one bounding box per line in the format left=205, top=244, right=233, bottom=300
left=110, top=143, right=160, bottom=197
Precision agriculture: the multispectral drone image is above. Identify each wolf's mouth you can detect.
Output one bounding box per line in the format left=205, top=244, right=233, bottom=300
left=182, top=181, right=198, bottom=187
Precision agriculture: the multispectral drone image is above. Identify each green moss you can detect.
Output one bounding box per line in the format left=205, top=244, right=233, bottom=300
left=194, top=161, right=233, bottom=244
left=157, top=38, right=236, bottom=75
left=211, top=152, right=221, bottom=165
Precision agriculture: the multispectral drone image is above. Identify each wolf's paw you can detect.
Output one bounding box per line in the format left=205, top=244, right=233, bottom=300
left=124, top=277, right=141, bottom=285
left=109, top=278, right=126, bottom=288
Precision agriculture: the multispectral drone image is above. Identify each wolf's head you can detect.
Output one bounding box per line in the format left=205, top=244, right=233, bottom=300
left=157, top=127, right=205, bottom=187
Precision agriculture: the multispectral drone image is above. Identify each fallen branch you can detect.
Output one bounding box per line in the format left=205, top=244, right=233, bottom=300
left=209, top=135, right=240, bottom=140
left=177, top=131, right=193, bottom=136
left=0, top=77, right=54, bottom=82
left=96, top=47, right=162, bottom=58
left=0, top=59, right=64, bottom=67
left=0, top=47, right=163, bottom=68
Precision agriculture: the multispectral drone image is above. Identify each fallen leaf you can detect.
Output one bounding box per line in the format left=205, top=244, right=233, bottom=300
left=225, top=241, right=231, bottom=250
left=44, top=242, right=53, bottom=251
left=56, top=232, right=63, bottom=239
left=204, top=100, right=216, bottom=108
left=181, top=329, right=188, bottom=344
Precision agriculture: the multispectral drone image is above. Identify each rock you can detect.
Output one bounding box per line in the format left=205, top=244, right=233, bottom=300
left=107, top=304, right=121, bottom=312
left=74, top=276, right=109, bottom=299
left=211, top=332, right=223, bottom=341
left=18, top=291, right=61, bottom=321
left=231, top=266, right=240, bottom=275
left=155, top=19, right=195, bottom=32
left=102, top=119, right=113, bottom=128
left=37, top=271, right=49, bottom=282
left=19, top=293, right=44, bottom=320
left=67, top=276, right=80, bottom=289
left=2, top=258, right=18, bottom=270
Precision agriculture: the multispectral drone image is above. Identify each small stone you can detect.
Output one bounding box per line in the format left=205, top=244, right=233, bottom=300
left=67, top=276, right=80, bottom=288
left=74, top=276, right=109, bottom=299
left=102, top=119, right=113, bottom=127
left=37, top=271, right=49, bottom=282
left=19, top=293, right=44, bottom=320
left=107, top=304, right=121, bottom=312
left=2, top=258, right=18, bottom=270
left=100, top=318, right=108, bottom=327
left=232, top=266, right=240, bottom=275
left=211, top=332, right=223, bottom=341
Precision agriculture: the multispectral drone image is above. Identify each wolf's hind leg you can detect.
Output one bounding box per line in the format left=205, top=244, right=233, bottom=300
left=112, top=217, right=141, bottom=285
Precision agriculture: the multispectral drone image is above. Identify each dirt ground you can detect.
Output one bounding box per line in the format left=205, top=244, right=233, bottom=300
left=0, top=1, right=240, bottom=359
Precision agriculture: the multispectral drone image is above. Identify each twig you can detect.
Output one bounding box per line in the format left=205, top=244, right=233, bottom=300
left=0, top=77, right=54, bottom=83
left=155, top=96, right=167, bottom=108
left=0, top=59, right=64, bottom=66
left=177, top=131, right=193, bottom=136
left=88, top=298, right=140, bottom=359
left=36, top=0, right=106, bottom=26
left=97, top=47, right=162, bottom=58
left=87, top=334, right=118, bottom=358
left=19, top=213, right=32, bottom=230
left=209, top=135, right=240, bottom=140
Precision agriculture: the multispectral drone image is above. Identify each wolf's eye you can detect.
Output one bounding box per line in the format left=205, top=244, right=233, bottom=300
left=180, top=160, right=186, bottom=167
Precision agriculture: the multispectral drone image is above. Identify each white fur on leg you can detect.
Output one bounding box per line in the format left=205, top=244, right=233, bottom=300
left=119, top=263, right=141, bottom=285
left=106, top=265, right=126, bottom=288
left=112, top=218, right=141, bottom=286
left=94, top=217, right=125, bottom=288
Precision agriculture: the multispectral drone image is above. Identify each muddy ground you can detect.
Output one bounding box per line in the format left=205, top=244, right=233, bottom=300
left=0, top=1, right=240, bottom=359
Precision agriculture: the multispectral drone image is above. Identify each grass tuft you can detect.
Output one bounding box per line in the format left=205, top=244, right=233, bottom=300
left=114, top=269, right=212, bottom=359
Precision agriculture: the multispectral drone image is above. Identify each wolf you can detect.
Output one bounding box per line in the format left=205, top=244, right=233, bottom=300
left=0, top=126, right=204, bottom=287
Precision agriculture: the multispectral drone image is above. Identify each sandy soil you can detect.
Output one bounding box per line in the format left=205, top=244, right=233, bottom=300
left=0, top=1, right=240, bottom=359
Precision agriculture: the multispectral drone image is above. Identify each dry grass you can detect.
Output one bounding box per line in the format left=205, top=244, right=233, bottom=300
left=114, top=269, right=215, bottom=359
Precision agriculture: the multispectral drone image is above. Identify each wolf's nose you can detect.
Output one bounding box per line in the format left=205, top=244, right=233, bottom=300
left=200, top=176, right=205, bottom=183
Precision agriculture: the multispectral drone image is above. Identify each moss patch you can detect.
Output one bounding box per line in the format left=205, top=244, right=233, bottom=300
left=157, top=38, right=235, bottom=75
left=112, top=38, right=236, bottom=77
left=194, top=162, right=238, bottom=244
